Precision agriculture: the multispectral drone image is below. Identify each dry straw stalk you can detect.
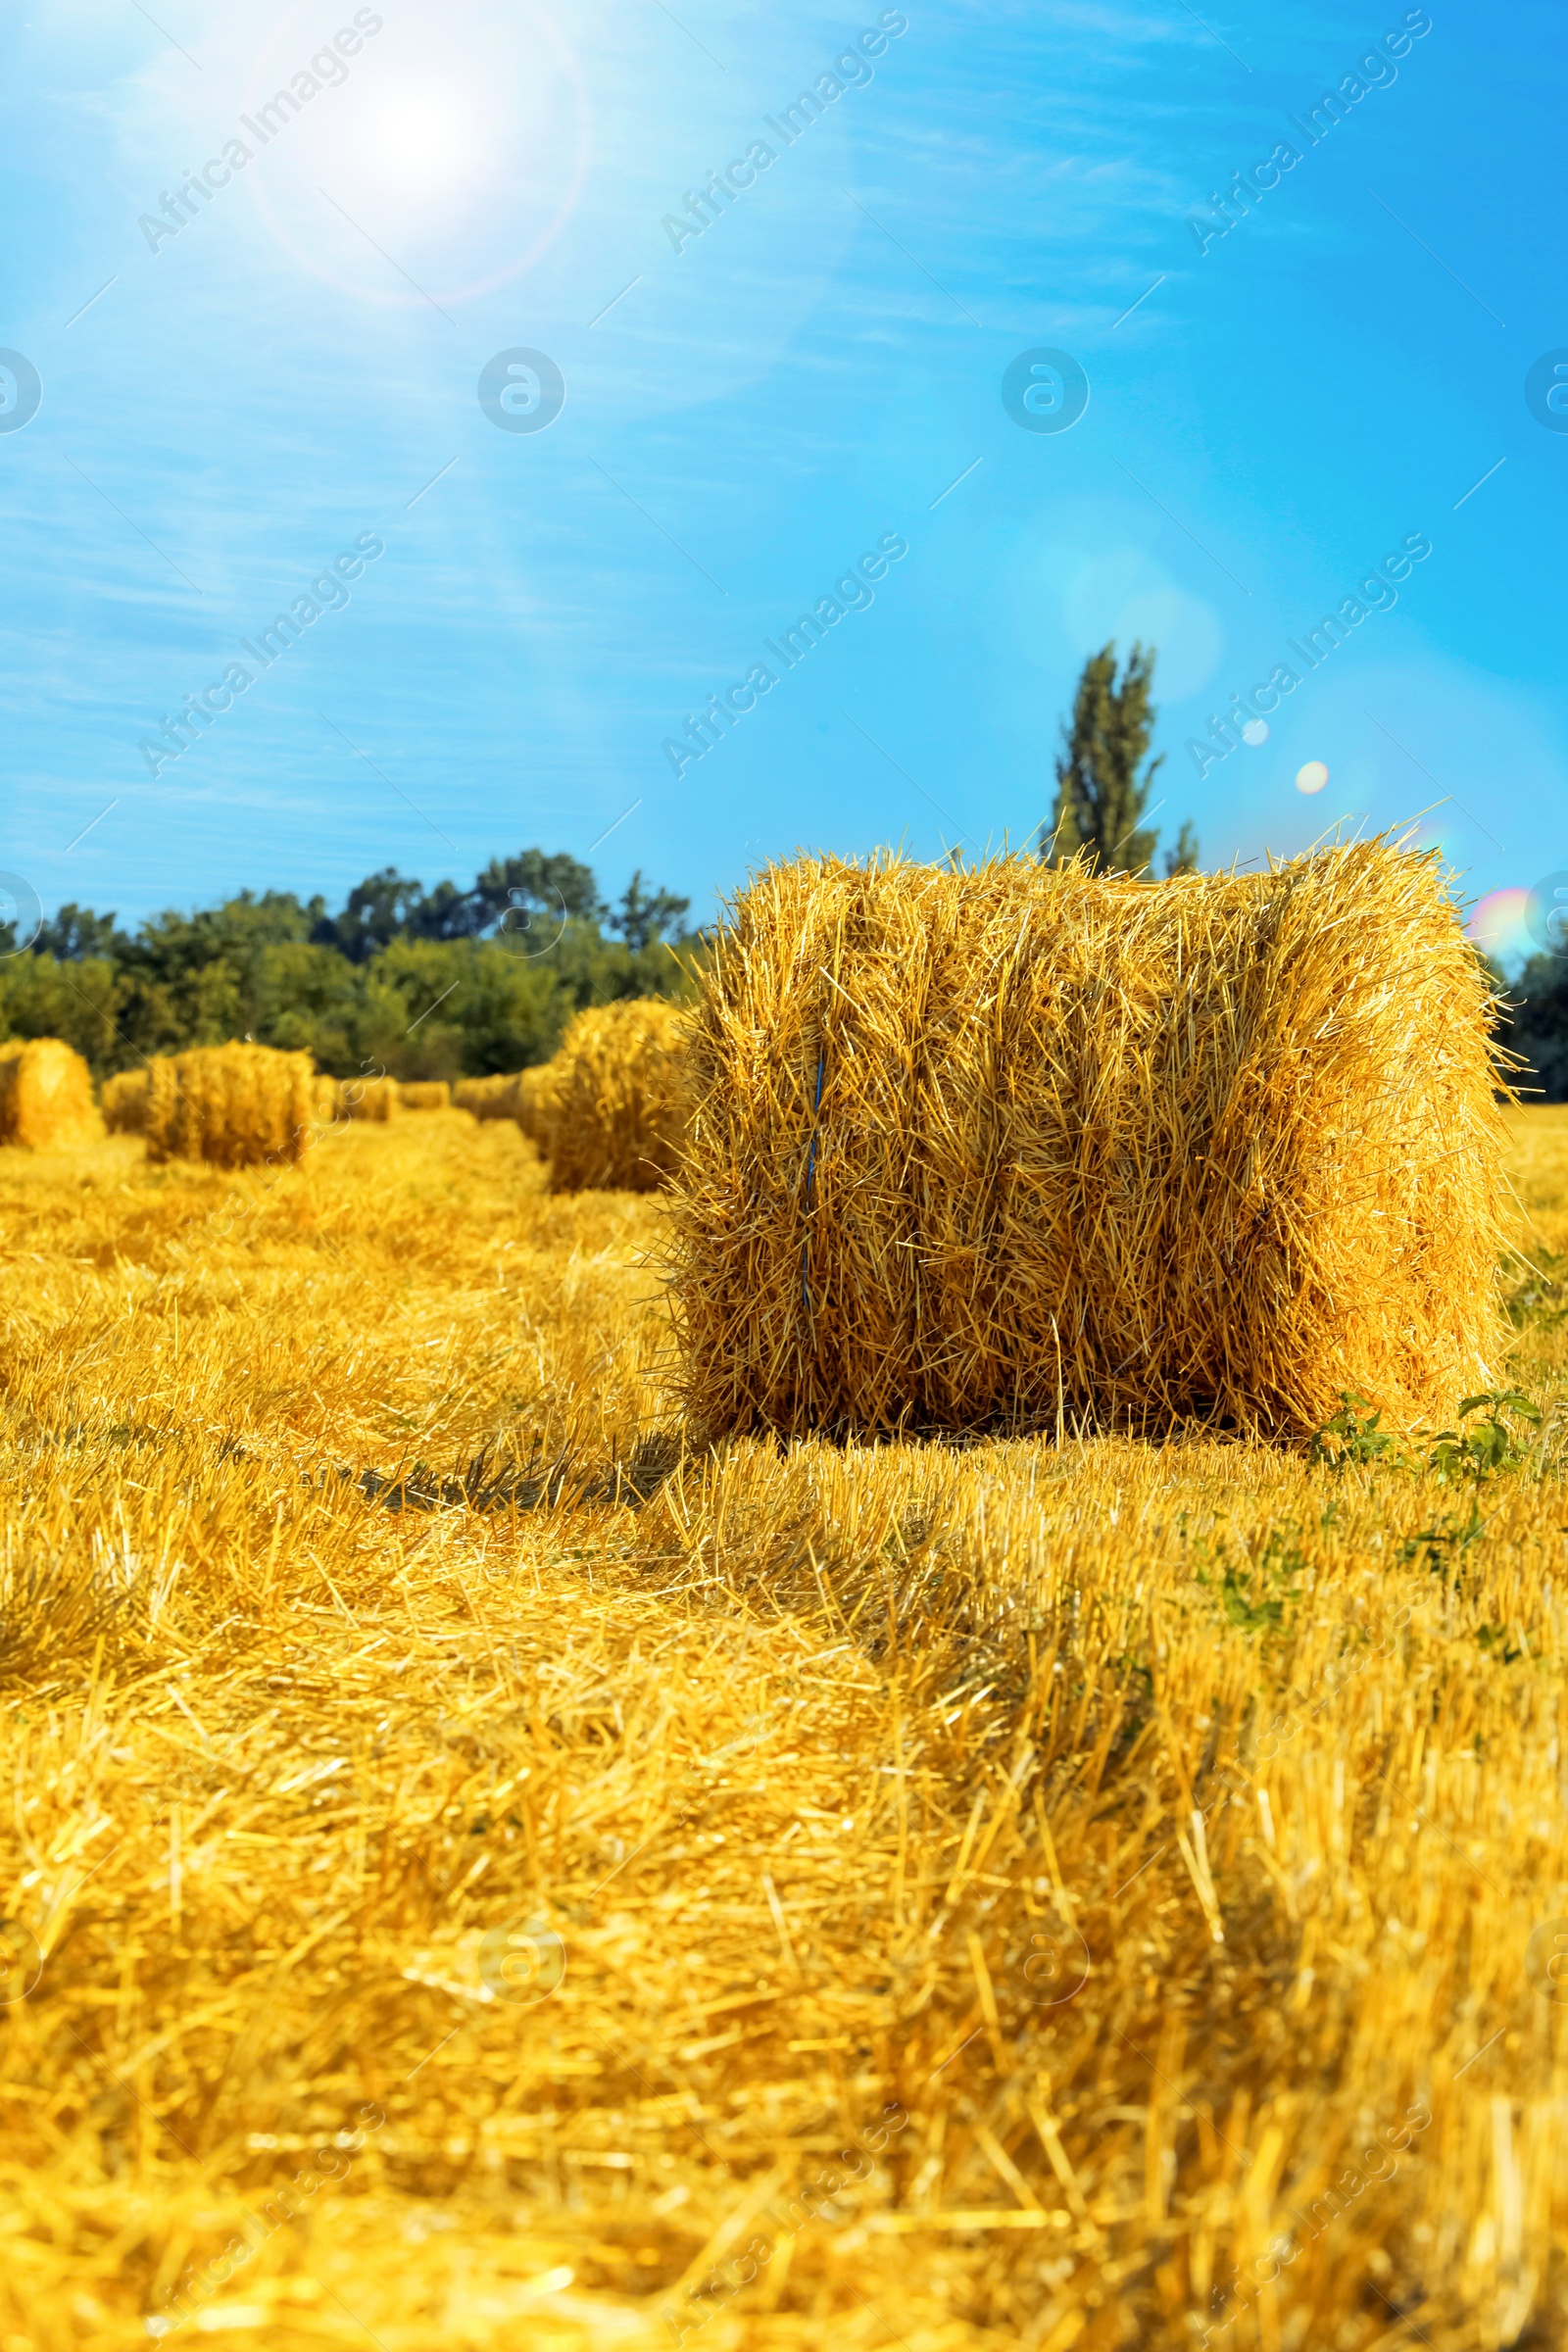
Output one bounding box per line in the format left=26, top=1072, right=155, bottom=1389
left=144, top=1042, right=317, bottom=1169
left=0, top=1038, right=102, bottom=1150
left=670, top=841, right=1513, bottom=1441
left=0, top=1105, right=1562, bottom=2346
left=547, top=1000, right=689, bottom=1194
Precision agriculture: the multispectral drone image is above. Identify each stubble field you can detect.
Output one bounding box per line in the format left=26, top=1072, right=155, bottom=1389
left=2, top=1103, right=1567, bottom=2351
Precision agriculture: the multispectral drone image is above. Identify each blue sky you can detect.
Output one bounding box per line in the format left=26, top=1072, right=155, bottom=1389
left=1, top=0, right=1562, bottom=941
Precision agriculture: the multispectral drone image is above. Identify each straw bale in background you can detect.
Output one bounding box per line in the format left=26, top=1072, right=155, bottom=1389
left=101, top=1067, right=151, bottom=1135
left=514, top=1062, right=565, bottom=1151
left=398, top=1080, right=451, bottom=1111
left=311, top=1075, right=341, bottom=1123
left=144, top=1043, right=316, bottom=1169
left=342, top=1075, right=401, bottom=1122
left=452, top=1067, right=563, bottom=1151
left=453, top=1069, right=557, bottom=1137
left=546, top=1000, right=688, bottom=1194
left=671, top=843, right=1512, bottom=1440
left=0, top=1039, right=103, bottom=1150
left=454, top=1074, right=511, bottom=1119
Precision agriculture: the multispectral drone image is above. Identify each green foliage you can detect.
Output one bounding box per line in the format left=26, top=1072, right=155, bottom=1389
left=1311, top=1388, right=1545, bottom=1484
left=612, top=870, right=694, bottom=951
left=1425, top=1390, right=1543, bottom=1483
left=0, top=952, right=122, bottom=1069
left=1163, top=820, right=1201, bottom=877
left=0, top=851, right=698, bottom=1080
left=1042, top=641, right=1197, bottom=880
left=34, top=904, right=128, bottom=960
left=308, top=851, right=618, bottom=963
left=1309, top=1392, right=1415, bottom=1471
left=1194, top=1525, right=1303, bottom=1636
left=1503, top=952, right=1568, bottom=1102
left=1211, top=1565, right=1288, bottom=1635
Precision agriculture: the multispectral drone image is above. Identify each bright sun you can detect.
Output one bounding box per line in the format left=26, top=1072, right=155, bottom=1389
left=349, top=82, right=489, bottom=202
left=240, top=6, right=588, bottom=308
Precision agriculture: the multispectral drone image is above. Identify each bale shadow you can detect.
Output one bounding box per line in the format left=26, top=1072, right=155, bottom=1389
left=348, top=1430, right=687, bottom=1516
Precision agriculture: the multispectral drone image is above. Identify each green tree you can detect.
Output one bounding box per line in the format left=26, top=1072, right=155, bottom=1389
left=1163, top=820, right=1201, bottom=877
left=104, top=891, right=318, bottom=1057
left=34, top=904, right=129, bottom=960
left=467, top=850, right=606, bottom=938
left=310, top=870, right=426, bottom=963
left=1504, top=953, right=1568, bottom=1102
left=609, top=869, right=692, bottom=950
left=1042, top=642, right=1166, bottom=877
left=0, top=847, right=701, bottom=1079
left=0, top=953, right=122, bottom=1068
left=310, top=851, right=612, bottom=959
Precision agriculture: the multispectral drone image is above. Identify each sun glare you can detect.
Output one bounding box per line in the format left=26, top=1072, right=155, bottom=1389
left=352, top=84, right=485, bottom=201
left=239, top=5, right=588, bottom=308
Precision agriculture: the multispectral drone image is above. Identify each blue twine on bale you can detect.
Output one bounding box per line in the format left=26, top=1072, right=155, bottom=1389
left=801, top=1048, right=826, bottom=1321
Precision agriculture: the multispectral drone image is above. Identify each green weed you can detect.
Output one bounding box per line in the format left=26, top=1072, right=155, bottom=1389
left=1312, top=1388, right=1544, bottom=1484
left=1424, top=1390, right=1543, bottom=1483
left=1309, top=1393, right=1417, bottom=1473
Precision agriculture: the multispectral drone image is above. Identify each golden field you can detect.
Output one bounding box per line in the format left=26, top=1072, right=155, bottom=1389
left=1, top=1103, right=1566, bottom=2351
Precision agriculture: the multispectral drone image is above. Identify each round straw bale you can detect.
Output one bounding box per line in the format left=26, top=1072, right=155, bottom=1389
left=454, top=1075, right=513, bottom=1120
left=397, top=1080, right=451, bottom=1111
left=101, top=1067, right=151, bottom=1135
left=669, top=844, right=1513, bottom=1441
left=144, top=1043, right=316, bottom=1169
left=454, top=1068, right=561, bottom=1141
left=514, top=1062, right=564, bottom=1150
left=545, top=1001, right=688, bottom=1194
left=341, top=1075, right=401, bottom=1122
left=0, top=1038, right=103, bottom=1150
left=311, top=1075, right=341, bottom=1123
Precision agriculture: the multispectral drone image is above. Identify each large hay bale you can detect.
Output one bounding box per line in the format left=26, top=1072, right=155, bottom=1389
left=546, top=1002, right=688, bottom=1194
left=0, top=1039, right=102, bottom=1150
left=311, top=1075, right=341, bottom=1123
left=669, top=845, right=1512, bottom=1441
left=144, top=1044, right=316, bottom=1169
left=341, top=1076, right=401, bottom=1123
left=101, top=1068, right=151, bottom=1135
left=398, top=1080, right=451, bottom=1111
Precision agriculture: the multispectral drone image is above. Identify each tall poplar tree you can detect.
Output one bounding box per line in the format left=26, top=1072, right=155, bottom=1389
left=1042, top=642, right=1170, bottom=876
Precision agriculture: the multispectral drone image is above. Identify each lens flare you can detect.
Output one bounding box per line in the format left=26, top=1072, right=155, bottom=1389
left=1296, top=760, right=1329, bottom=794
left=1467, top=887, right=1533, bottom=959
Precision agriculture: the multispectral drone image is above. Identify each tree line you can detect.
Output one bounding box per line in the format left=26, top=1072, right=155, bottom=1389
left=5, top=645, right=1562, bottom=1094
left=0, top=854, right=699, bottom=1082
left=1505, top=959, right=1568, bottom=1102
